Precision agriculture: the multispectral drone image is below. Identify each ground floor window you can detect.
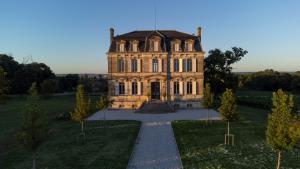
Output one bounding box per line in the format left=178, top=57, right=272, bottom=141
left=119, top=82, right=125, bottom=95
left=187, top=82, right=192, bottom=94
left=174, top=82, right=179, bottom=95
left=132, top=82, right=137, bottom=95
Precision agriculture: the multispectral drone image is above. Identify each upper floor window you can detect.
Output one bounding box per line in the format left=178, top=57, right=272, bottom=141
left=117, top=43, right=125, bottom=52
left=132, top=43, right=138, bottom=52
left=119, top=82, right=125, bottom=95
left=154, top=41, right=159, bottom=51
left=152, top=59, right=158, bottom=72
left=187, top=82, right=193, bottom=94
left=174, top=81, right=179, bottom=95
left=131, top=59, right=137, bottom=72
left=173, top=59, right=179, bottom=72
left=117, top=58, right=125, bottom=72
left=185, top=42, right=193, bottom=52
left=186, top=59, right=192, bottom=72
left=174, top=43, right=180, bottom=52
left=132, top=82, right=137, bottom=95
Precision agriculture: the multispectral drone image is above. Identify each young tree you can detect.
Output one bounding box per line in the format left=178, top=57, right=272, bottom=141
left=218, top=88, right=239, bottom=145
left=266, top=89, right=300, bottom=169
left=203, top=83, right=214, bottom=124
left=70, top=84, right=89, bottom=138
left=17, top=82, right=49, bottom=169
left=0, top=67, right=8, bottom=104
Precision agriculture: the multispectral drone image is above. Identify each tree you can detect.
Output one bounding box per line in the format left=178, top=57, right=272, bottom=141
left=58, top=74, right=79, bottom=92
left=202, top=83, right=214, bottom=124
left=0, top=54, right=19, bottom=79
left=40, top=79, right=59, bottom=98
left=17, top=82, right=49, bottom=169
left=70, top=84, right=90, bottom=141
left=0, top=67, right=8, bottom=104
left=205, top=47, right=248, bottom=94
left=266, top=89, right=300, bottom=169
left=13, top=62, right=55, bottom=94
left=218, top=88, right=239, bottom=145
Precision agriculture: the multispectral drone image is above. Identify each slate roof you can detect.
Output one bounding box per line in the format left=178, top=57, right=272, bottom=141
left=108, top=30, right=203, bottom=53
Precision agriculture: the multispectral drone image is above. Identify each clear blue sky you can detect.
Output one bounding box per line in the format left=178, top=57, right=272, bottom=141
left=1, top=0, right=300, bottom=74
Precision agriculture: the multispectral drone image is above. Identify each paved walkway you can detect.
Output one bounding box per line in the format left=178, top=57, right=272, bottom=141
left=87, top=109, right=220, bottom=169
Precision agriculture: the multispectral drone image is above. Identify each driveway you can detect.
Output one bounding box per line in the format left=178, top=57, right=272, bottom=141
left=87, top=109, right=220, bottom=169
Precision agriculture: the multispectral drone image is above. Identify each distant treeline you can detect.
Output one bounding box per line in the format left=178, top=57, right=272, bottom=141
left=0, top=54, right=107, bottom=95
left=238, top=69, right=300, bottom=92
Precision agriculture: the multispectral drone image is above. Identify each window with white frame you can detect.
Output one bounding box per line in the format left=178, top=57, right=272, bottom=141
left=174, top=82, right=180, bottom=95
left=117, top=59, right=125, bottom=72
left=132, top=82, right=137, bottom=95
left=173, top=59, right=179, bottom=72
left=131, top=59, right=137, bottom=72
left=119, top=82, right=125, bottom=95
left=152, top=59, right=158, bottom=72
left=187, top=81, right=193, bottom=94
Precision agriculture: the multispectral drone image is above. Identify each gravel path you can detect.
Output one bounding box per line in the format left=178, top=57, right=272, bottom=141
left=87, top=109, right=220, bottom=169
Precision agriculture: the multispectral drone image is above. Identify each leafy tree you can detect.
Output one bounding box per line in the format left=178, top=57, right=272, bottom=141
left=40, top=79, right=59, bottom=98
left=0, top=67, right=8, bottom=104
left=0, top=54, right=19, bottom=79
left=205, top=47, right=248, bottom=94
left=13, top=63, right=55, bottom=94
left=266, top=89, right=300, bottom=169
left=202, top=83, right=214, bottom=124
left=218, top=88, right=239, bottom=144
left=70, top=85, right=90, bottom=139
left=17, top=82, right=49, bottom=169
left=58, top=74, right=79, bottom=92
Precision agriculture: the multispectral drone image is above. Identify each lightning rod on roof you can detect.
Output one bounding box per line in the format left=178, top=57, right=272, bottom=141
left=154, top=0, right=157, bottom=30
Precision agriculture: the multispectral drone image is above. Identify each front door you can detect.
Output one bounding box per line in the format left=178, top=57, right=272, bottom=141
left=151, top=82, right=160, bottom=100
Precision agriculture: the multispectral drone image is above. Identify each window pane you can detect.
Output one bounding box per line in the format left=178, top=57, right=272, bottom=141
left=132, top=82, right=137, bottom=95
left=174, top=59, right=179, bottom=72
left=152, top=59, right=158, bottom=72
left=119, top=82, right=125, bottom=95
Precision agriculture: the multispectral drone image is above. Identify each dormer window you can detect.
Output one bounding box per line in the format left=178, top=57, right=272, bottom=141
left=154, top=41, right=159, bottom=52
left=120, top=43, right=125, bottom=52
left=133, top=43, right=138, bottom=52
left=175, top=43, right=180, bottom=52
left=117, top=42, right=125, bottom=52
left=185, top=41, right=193, bottom=52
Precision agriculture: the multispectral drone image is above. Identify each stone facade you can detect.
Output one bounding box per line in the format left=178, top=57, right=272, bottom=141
left=107, top=28, right=204, bottom=109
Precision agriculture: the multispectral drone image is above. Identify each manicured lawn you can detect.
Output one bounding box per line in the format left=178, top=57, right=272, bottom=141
left=0, top=95, right=141, bottom=169
left=172, top=106, right=300, bottom=169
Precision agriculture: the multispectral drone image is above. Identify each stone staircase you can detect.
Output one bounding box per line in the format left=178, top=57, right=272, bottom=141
left=136, top=101, right=175, bottom=114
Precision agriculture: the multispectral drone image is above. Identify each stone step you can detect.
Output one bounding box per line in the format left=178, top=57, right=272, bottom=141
left=136, top=101, right=175, bottom=114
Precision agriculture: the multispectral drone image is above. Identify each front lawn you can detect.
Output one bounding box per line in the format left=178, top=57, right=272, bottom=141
left=0, top=95, right=140, bottom=169
left=172, top=106, right=300, bottom=169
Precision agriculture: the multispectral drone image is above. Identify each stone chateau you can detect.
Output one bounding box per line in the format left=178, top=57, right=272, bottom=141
left=107, top=27, right=204, bottom=109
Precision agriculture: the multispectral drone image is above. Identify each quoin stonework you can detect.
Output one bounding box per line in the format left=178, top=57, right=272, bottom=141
left=107, top=27, right=204, bottom=109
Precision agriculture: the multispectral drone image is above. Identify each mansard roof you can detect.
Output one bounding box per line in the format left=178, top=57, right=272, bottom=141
left=108, top=30, right=203, bottom=53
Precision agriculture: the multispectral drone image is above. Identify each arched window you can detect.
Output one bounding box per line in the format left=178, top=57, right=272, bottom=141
left=152, top=59, right=158, bottom=72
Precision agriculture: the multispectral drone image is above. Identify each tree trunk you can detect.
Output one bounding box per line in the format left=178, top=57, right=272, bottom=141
left=32, top=151, right=36, bottom=169
left=227, top=122, right=230, bottom=135
left=276, top=151, right=282, bottom=169
left=81, top=121, right=84, bottom=133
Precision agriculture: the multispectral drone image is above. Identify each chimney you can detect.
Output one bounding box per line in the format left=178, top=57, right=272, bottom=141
left=197, top=27, right=202, bottom=38
left=110, top=27, right=114, bottom=43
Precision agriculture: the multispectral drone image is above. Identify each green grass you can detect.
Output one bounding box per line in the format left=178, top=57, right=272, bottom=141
left=172, top=105, right=300, bottom=169
left=0, top=95, right=141, bottom=169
